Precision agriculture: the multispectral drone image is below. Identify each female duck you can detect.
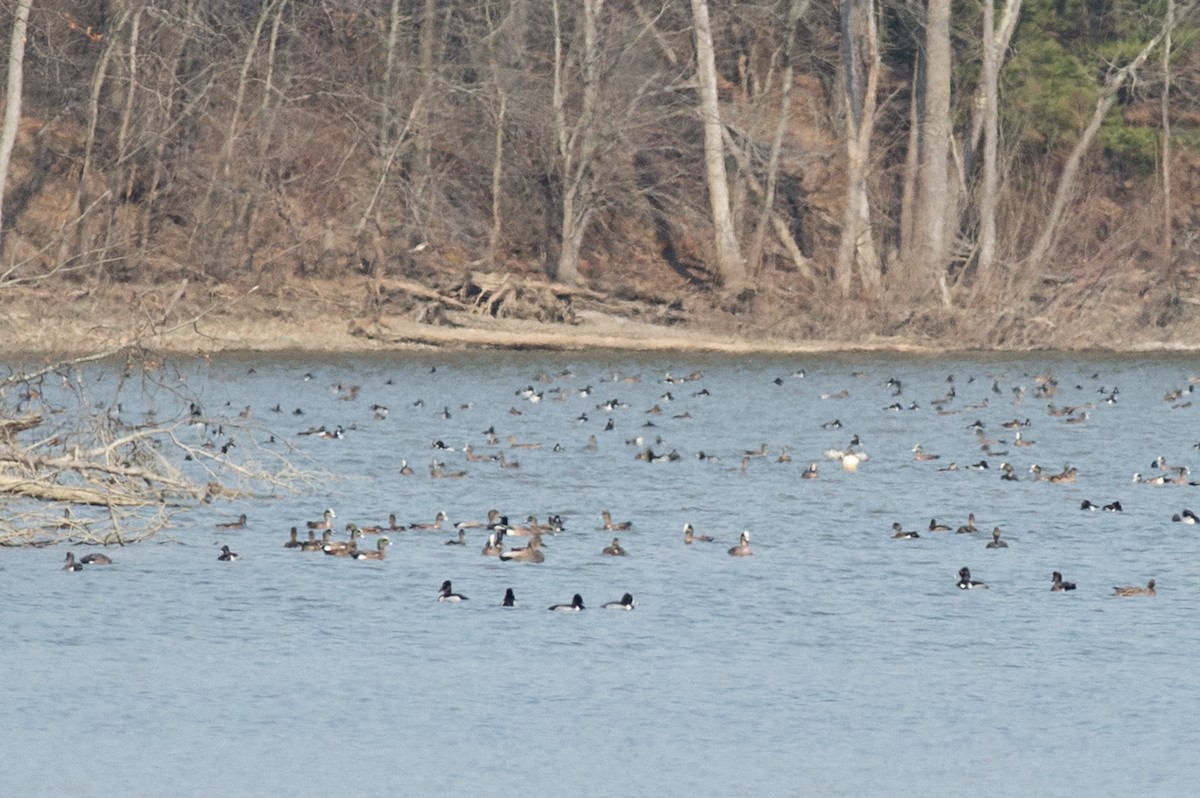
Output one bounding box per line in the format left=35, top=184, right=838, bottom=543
left=549, top=594, right=585, bottom=612
left=957, top=566, right=987, bottom=589
left=985, top=527, right=1008, bottom=548
left=1113, top=579, right=1156, bottom=597
left=602, top=593, right=636, bottom=610
left=602, top=537, right=626, bottom=556
left=728, top=530, right=752, bottom=557
left=437, top=580, right=468, bottom=602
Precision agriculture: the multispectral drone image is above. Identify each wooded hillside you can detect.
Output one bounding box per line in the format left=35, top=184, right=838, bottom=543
left=2, top=0, right=1199, bottom=348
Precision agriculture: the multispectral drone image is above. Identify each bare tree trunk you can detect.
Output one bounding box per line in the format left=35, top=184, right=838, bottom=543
left=551, top=0, right=604, bottom=285
left=916, top=0, right=952, bottom=306
left=964, top=0, right=1022, bottom=172
left=835, top=0, right=882, bottom=299
left=379, top=0, right=403, bottom=155
left=976, top=0, right=1000, bottom=279
left=1162, top=0, right=1174, bottom=271
left=747, top=0, right=810, bottom=279
left=898, top=62, right=921, bottom=277
left=0, top=0, right=33, bottom=250
left=59, top=6, right=133, bottom=272
left=1027, top=8, right=1186, bottom=269
left=690, top=0, right=747, bottom=293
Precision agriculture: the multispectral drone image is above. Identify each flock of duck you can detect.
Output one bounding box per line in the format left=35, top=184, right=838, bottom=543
left=56, top=359, right=1200, bottom=604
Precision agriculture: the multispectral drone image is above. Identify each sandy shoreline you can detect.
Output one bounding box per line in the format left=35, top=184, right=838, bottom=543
left=3, top=281, right=1199, bottom=358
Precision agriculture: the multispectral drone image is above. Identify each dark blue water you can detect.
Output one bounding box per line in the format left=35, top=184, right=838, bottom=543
left=3, top=351, right=1200, bottom=796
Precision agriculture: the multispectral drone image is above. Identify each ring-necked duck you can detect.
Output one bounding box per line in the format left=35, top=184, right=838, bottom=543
left=603, top=593, right=636, bottom=610
left=1051, top=571, right=1076, bottom=591
left=549, top=594, right=585, bottom=611
left=62, top=552, right=84, bottom=572
left=728, top=530, right=752, bottom=557
left=985, top=527, right=1009, bottom=548
left=353, top=537, right=390, bottom=560
left=957, top=566, right=987, bottom=589
left=1113, top=579, right=1156, bottom=597
left=1171, top=509, right=1199, bottom=524
left=502, top=588, right=517, bottom=607
left=437, top=580, right=468, bottom=602
left=892, top=522, right=920, bottom=539
left=602, top=537, right=626, bottom=556
left=218, top=545, right=239, bottom=561
left=928, top=518, right=951, bottom=532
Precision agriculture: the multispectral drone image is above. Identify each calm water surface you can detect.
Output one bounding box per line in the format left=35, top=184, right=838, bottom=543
left=4, top=351, right=1200, bottom=797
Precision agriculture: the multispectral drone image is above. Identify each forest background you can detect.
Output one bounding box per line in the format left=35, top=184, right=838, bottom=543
left=1, top=0, right=1199, bottom=354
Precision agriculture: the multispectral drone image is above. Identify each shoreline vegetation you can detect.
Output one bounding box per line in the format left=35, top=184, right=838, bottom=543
left=4, top=276, right=1200, bottom=359
left=3, top=4, right=1200, bottom=360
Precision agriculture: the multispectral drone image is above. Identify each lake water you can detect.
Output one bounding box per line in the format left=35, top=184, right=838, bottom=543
left=4, top=349, right=1200, bottom=797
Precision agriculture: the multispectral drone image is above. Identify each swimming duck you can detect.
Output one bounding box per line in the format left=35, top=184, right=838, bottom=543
left=284, top=527, right=302, bottom=548
left=1171, top=509, right=1199, bottom=524
left=216, top=513, right=247, bottom=529
left=603, top=593, right=636, bottom=610
left=481, top=532, right=504, bottom=556
left=437, top=580, right=468, bottom=602
left=1051, top=571, right=1076, bottom=591
left=601, top=511, right=632, bottom=531
left=602, top=537, right=626, bottom=556
left=801, top=462, right=819, bottom=479
left=458, top=508, right=502, bottom=530
left=955, top=513, right=980, bottom=534
left=728, top=530, right=752, bottom=557
left=892, top=522, right=920, bottom=539
left=985, top=527, right=1009, bottom=548
left=549, top=594, right=585, bottom=612
left=502, top=588, right=517, bottom=607
left=1113, top=579, right=1156, bottom=597
left=683, top=523, right=715, bottom=544
left=63, top=552, right=84, bottom=572
left=445, top=529, right=467, bottom=545
left=79, top=552, right=112, bottom=565
left=218, top=545, right=240, bottom=561
left=399, top=460, right=415, bottom=476
left=1047, top=466, right=1078, bottom=483
left=956, top=566, right=987, bottom=589
left=1103, top=501, right=1123, bottom=512
left=323, top=526, right=362, bottom=556
left=307, top=508, right=336, bottom=530
left=301, top=530, right=332, bottom=551
left=912, top=443, right=940, bottom=461
left=928, top=518, right=951, bottom=532
left=1013, top=431, right=1036, bottom=447
left=499, top=535, right=544, bottom=563
left=409, top=510, right=448, bottom=531
left=353, top=537, right=391, bottom=560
